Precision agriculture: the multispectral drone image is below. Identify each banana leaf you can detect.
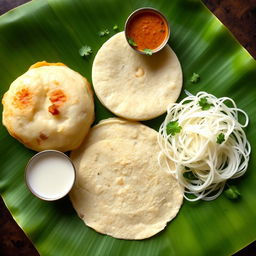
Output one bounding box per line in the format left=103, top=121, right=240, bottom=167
left=0, top=0, right=256, bottom=255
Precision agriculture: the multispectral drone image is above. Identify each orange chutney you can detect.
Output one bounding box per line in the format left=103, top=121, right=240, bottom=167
left=127, top=11, right=168, bottom=51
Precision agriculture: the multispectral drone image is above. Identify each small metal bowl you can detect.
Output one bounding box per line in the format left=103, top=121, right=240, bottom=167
left=25, top=150, right=76, bottom=201
left=125, top=7, right=170, bottom=55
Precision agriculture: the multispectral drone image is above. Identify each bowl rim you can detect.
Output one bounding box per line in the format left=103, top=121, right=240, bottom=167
left=124, top=7, right=171, bottom=55
left=25, top=150, right=76, bottom=201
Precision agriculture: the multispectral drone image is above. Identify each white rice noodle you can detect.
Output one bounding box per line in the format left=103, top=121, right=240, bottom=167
left=158, top=91, right=251, bottom=201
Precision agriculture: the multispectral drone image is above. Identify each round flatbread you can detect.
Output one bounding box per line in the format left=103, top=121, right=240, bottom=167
left=2, top=62, right=94, bottom=152
left=92, top=32, right=183, bottom=121
left=70, top=118, right=183, bottom=240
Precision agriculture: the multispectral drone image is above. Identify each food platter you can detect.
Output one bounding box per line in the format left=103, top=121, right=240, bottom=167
left=0, top=0, right=256, bottom=255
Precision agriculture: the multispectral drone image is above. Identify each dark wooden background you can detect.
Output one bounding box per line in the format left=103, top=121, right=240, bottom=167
left=0, top=0, right=256, bottom=255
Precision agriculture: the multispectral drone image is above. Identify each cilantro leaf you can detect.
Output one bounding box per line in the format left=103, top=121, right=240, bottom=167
left=79, top=45, right=92, bottom=57
left=113, top=25, right=119, bottom=31
left=166, top=120, right=182, bottom=136
left=190, top=72, right=200, bottom=83
left=198, top=97, right=213, bottom=110
left=224, top=185, right=241, bottom=200
left=143, top=48, right=153, bottom=56
left=128, top=38, right=137, bottom=47
left=99, top=29, right=110, bottom=37
left=217, top=133, right=225, bottom=144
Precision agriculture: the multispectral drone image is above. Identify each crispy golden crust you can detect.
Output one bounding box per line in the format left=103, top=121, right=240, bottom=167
left=29, top=61, right=66, bottom=69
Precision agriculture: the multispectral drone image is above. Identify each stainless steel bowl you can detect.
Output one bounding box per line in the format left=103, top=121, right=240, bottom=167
left=25, top=150, right=76, bottom=201
left=125, top=7, right=170, bottom=55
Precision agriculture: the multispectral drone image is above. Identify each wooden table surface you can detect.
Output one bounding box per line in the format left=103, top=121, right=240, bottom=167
left=0, top=0, right=256, bottom=255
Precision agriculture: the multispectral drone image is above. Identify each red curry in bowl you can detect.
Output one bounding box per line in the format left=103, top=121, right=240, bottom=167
left=125, top=8, right=170, bottom=55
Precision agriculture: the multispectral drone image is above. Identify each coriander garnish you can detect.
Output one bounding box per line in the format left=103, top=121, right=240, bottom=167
left=128, top=38, right=137, bottom=47
left=99, top=29, right=110, bottom=37
left=143, top=48, right=153, bottom=56
left=79, top=45, right=92, bottom=57
left=166, top=120, right=182, bottom=136
left=190, top=72, right=200, bottom=83
left=198, top=97, right=213, bottom=110
left=216, top=133, right=225, bottom=144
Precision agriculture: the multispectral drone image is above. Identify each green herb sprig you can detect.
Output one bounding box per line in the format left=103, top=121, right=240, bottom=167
left=198, top=97, right=213, bottom=110
left=217, top=133, right=225, bottom=144
left=166, top=120, right=182, bottom=136
left=143, top=48, right=153, bottom=56
left=128, top=38, right=137, bottom=47
left=79, top=45, right=92, bottom=57
left=190, top=72, right=200, bottom=83
left=99, top=29, right=110, bottom=37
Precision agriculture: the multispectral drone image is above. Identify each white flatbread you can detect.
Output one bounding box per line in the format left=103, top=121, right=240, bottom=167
left=70, top=118, right=183, bottom=240
left=2, top=63, right=94, bottom=152
left=92, top=32, right=183, bottom=121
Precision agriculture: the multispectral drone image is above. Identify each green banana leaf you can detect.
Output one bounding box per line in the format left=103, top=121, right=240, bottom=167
left=0, top=0, right=256, bottom=255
